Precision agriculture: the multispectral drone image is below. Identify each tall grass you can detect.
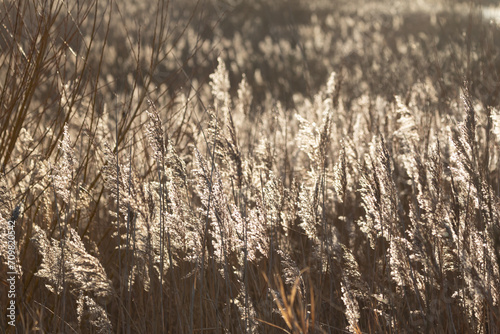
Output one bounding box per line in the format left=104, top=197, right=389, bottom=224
left=1, top=0, right=500, bottom=333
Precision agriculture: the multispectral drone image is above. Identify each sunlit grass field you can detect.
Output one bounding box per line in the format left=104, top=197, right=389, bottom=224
left=1, top=0, right=500, bottom=332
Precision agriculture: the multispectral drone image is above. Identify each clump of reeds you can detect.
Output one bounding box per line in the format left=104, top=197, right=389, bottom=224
left=2, top=0, right=500, bottom=333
